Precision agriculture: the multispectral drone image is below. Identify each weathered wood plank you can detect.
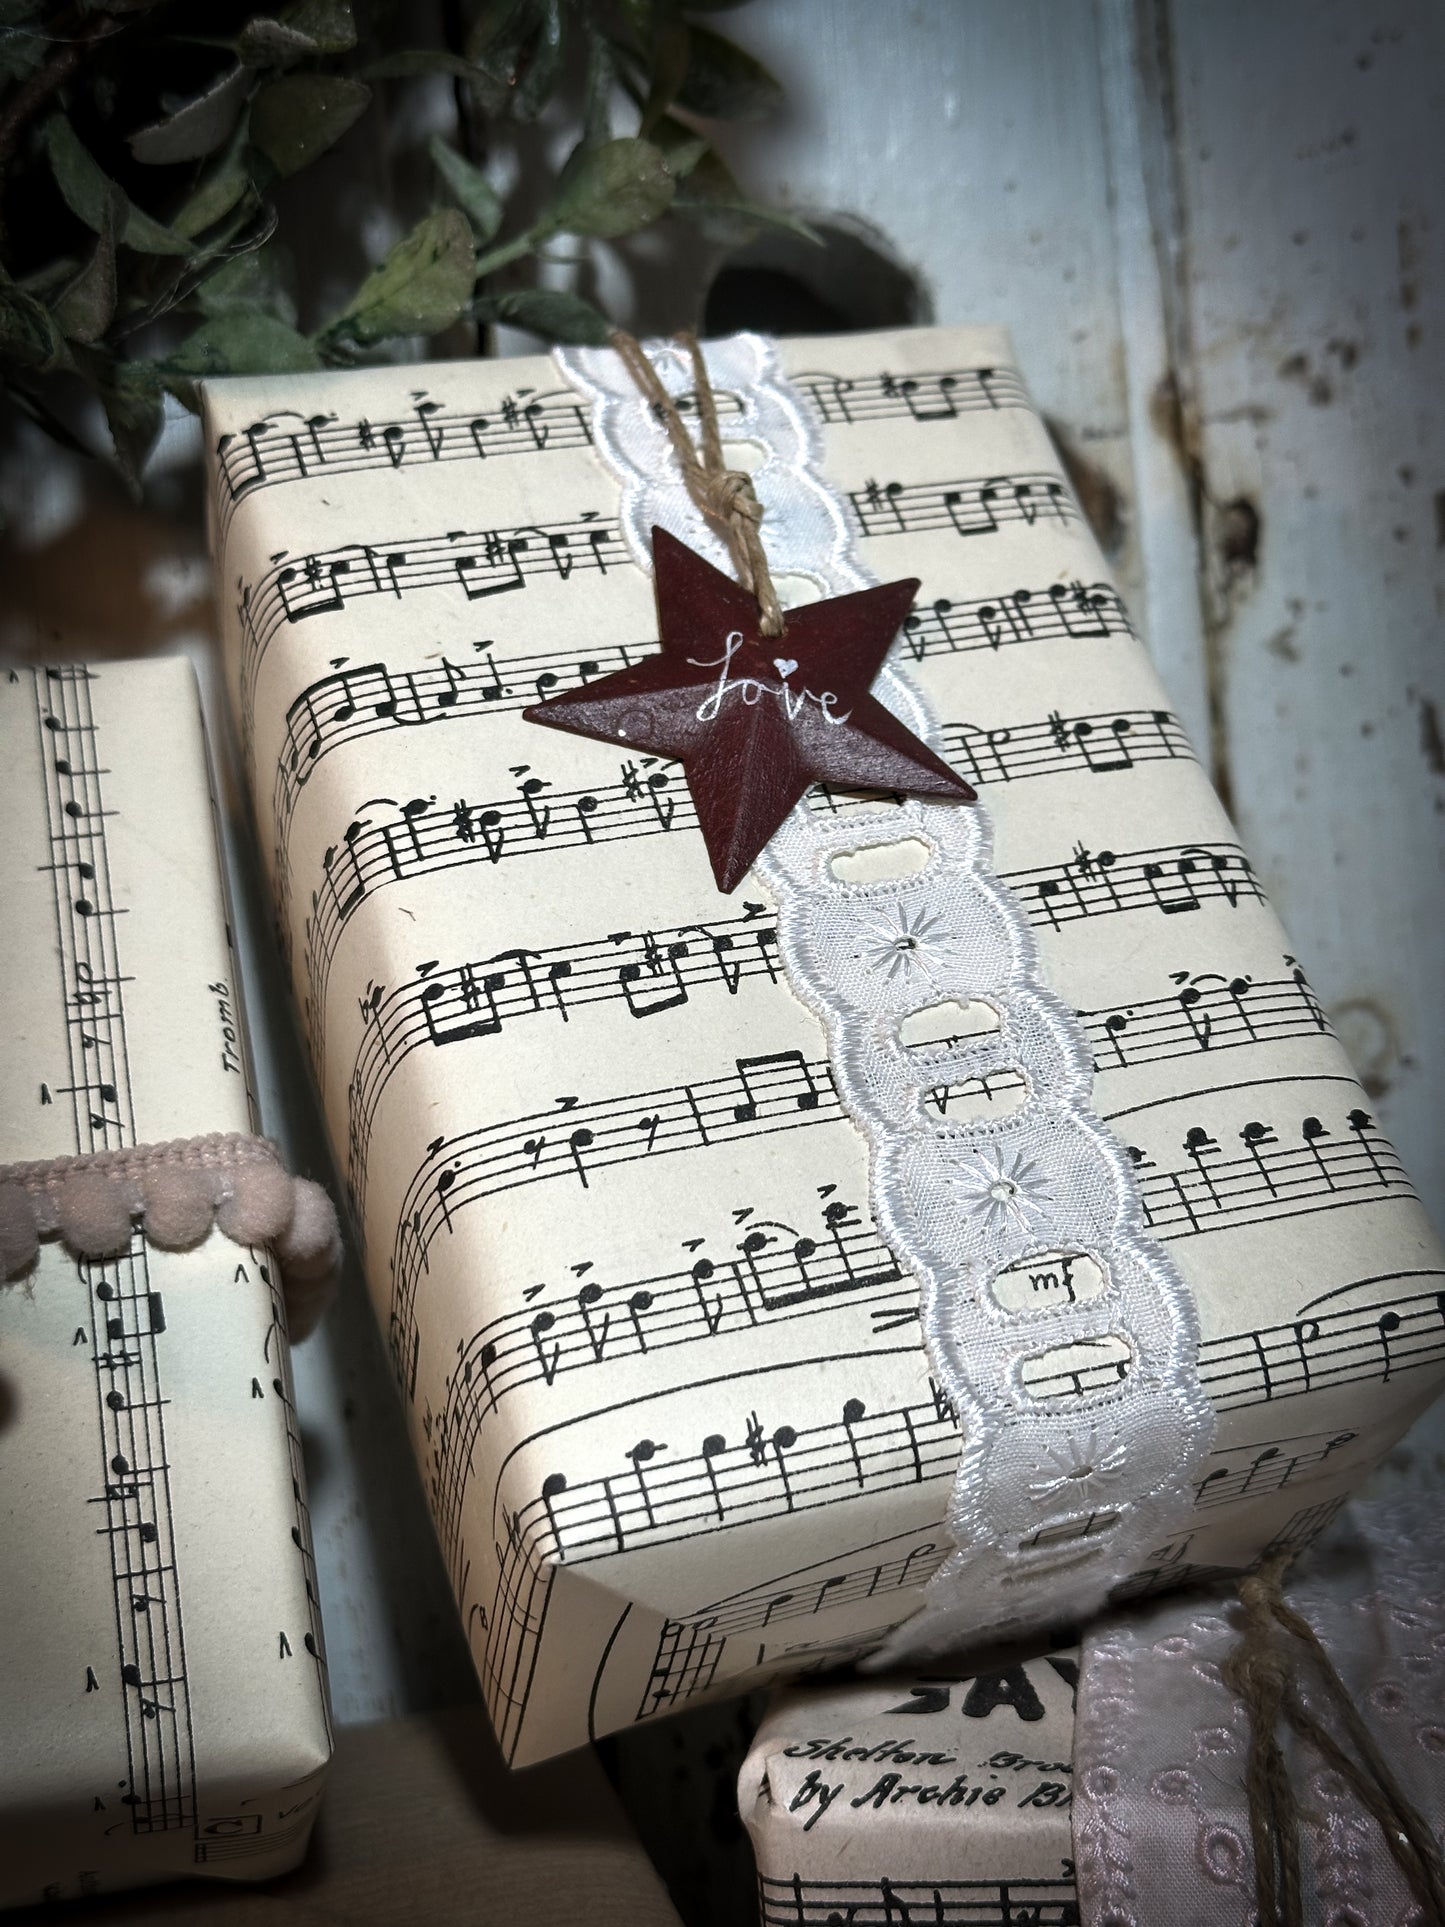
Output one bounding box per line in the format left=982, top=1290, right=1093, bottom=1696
left=1159, top=0, right=1445, bottom=1217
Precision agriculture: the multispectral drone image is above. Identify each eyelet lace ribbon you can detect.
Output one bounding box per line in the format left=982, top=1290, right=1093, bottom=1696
left=554, top=332, right=1215, bottom=1661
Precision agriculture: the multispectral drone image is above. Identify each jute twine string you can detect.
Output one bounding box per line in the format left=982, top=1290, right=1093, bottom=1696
left=608, top=329, right=786, bottom=638
left=1224, top=1554, right=1445, bottom=1927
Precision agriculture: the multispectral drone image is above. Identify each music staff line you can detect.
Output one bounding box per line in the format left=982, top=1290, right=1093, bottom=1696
left=799, top=363, right=1031, bottom=425
left=215, top=388, right=596, bottom=532
left=1194, top=1428, right=1360, bottom=1511
left=270, top=578, right=1137, bottom=844
left=513, top=1384, right=963, bottom=1572
left=466, top=1246, right=1426, bottom=1747
left=424, top=1194, right=912, bottom=1562
left=216, top=365, right=1026, bottom=526
left=235, top=514, right=626, bottom=727
left=1204, top=1268, right=1445, bottom=1411
left=429, top=1252, right=1440, bottom=1595
left=391, top=1064, right=1411, bottom=1413
left=660, top=1539, right=948, bottom=1646
left=454, top=1248, right=1441, bottom=1734
left=236, top=467, right=1083, bottom=723
left=35, top=666, right=198, bottom=1834
left=487, top=1349, right=1351, bottom=1582
left=347, top=925, right=1328, bottom=1210
left=850, top=472, right=1076, bottom=542
left=639, top=1617, right=896, bottom=1724
left=757, top=1870, right=1079, bottom=1927
left=308, top=821, right=1260, bottom=1078
left=431, top=1239, right=1445, bottom=1576
left=301, top=759, right=1259, bottom=1052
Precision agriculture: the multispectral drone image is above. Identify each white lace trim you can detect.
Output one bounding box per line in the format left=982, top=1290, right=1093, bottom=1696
left=554, top=334, right=1215, bottom=1660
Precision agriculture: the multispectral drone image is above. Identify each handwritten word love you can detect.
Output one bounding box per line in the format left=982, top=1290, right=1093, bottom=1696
left=690, top=631, right=851, bottom=728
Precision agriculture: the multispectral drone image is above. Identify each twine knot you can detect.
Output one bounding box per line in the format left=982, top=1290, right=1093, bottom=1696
left=609, top=329, right=785, bottom=638
left=703, top=465, right=764, bottom=530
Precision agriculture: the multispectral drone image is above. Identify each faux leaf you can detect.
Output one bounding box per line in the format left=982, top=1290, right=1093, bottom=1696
left=169, top=309, right=321, bottom=375
left=675, top=148, right=819, bottom=247
left=650, top=113, right=709, bottom=179
left=116, top=201, right=277, bottom=341
left=171, top=125, right=254, bottom=240
left=466, top=0, right=566, bottom=120
left=429, top=136, right=503, bottom=245
left=511, top=0, right=566, bottom=121
left=239, top=0, right=357, bottom=66
left=128, top=65, right=249, bottom=164
left=639, top=19, right=690, bottom=134
left=0, top=273, right=70, bottom=373
left=581, top=26, right=616, bottom=146
left=98, top=359, right=165, bottom=495
left=45, top=117, right=192, bottom=256
left=540, top=136, right=674, bottom=241
left=195, top=244, right=295, bottom=323
left=51, top=190, right=120, bottom=342
left=675, top=23, right=782, bottom=121
left=324, top=207, right=474, bottom=345
left=475, top=286, right=609, bottom=345
left=250, top=74, right=371, bottom=178
left=0, top=29, right=46, bottom=87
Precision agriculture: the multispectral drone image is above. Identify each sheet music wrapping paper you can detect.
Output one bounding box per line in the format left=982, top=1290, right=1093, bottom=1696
left=739, top=1656, right=1079, bottom=1926
left=203, top=323, right=1445, bottom=1767
left=0, top=659, right=332, bottom=1907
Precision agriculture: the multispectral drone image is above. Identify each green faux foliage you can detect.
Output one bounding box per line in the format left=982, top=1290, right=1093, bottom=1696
left=0, top=0, right=792, bottom=491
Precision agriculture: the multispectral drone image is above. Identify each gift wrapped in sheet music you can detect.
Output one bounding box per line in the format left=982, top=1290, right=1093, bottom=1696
left=0, top=659, right=331, bottom=1906
left=739, top=1654, right=1079, bottom=1926
left=203, top=324, right=1445, bottom=1768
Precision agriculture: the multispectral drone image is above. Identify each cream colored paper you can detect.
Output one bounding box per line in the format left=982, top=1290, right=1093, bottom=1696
left=203, top=324, right=1445, bottom=1767
left=739, top=1657, right=1078, bottom=1924
left=0, top=658, right=331, bottom=1907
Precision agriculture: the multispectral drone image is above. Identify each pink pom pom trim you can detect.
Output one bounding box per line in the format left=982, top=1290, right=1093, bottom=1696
left=0, top=1132, right=340, bottom=1340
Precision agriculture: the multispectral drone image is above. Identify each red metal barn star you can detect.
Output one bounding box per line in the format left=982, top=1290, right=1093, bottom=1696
left=523, top=527, right=975, bottom=892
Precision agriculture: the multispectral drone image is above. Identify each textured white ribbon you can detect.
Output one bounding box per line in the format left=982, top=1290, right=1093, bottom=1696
left=555, top=333, right=1215, bottom=1661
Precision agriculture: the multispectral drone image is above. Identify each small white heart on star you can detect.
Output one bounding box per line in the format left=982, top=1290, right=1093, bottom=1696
left=773, top=657, right=799, bottom=679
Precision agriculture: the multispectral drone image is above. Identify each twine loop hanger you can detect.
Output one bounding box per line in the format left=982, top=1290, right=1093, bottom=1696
left=609, top=329, right=786, bottom=639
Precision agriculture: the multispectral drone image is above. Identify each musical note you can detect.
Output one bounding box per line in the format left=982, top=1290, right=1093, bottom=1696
left=798, top=363, right=1028, bottom=427
left=523, top=1393, right=960, bottom=1569
left=346, top=934, right=1332, bottom=1228
left=1138, top=1104, right=1412, bottom=1243
left=733, top=1051, right=824, bottom=1125
left=214, top=387, right=595, bottom=522
left=421, top=1198, right=908, bottom=1551
left=1193, top=1428, right=1360, bottom=1509
left=234, top=513, right=628, bottom=730
left=3, top=663, right=338, bottom=1842
left=304, top=802, right=1261, bottom=1051
left=755, top=1872, right=1079, bottom=1927
left=850, top=471, right=1078, bottom=541
left=270, top=639, right=1178, bottom=852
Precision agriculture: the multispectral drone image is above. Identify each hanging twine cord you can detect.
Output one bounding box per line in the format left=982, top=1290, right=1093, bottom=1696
left=1223, top=1553, right=1445, bottom=1927
left=609, top=328, right=786, bottom=638
left=0, top=1132, right=341, bottom=1342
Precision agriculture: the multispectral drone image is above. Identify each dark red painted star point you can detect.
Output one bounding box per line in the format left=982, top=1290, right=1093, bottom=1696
left=523, top=525, right=975, bottom=892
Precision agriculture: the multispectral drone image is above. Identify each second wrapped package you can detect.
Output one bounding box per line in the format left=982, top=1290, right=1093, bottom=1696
left=0, top=659, right=331, bottom=1904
